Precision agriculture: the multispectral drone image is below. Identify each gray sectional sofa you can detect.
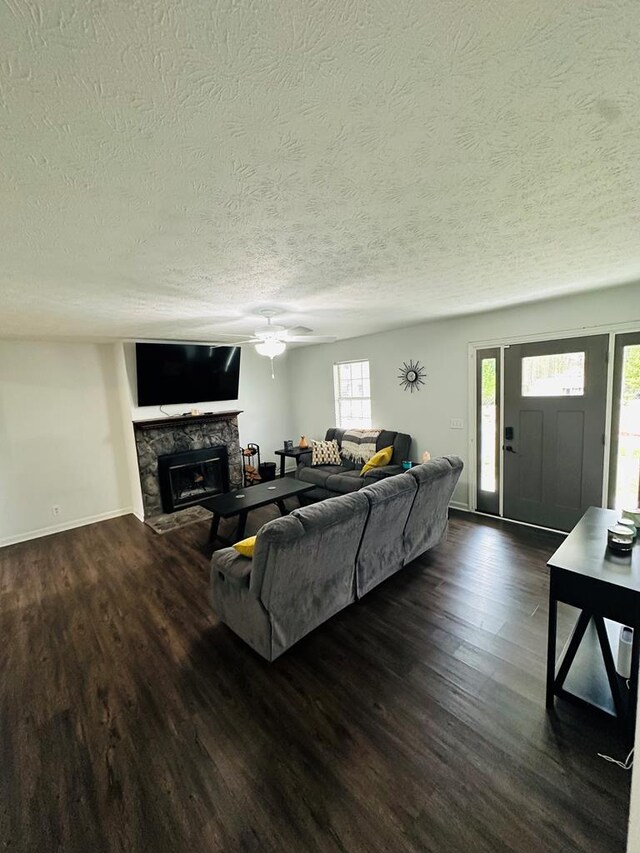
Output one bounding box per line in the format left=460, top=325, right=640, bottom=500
left=295, top=427, right=412, bottom=500
left=210, top=456, right=463, bottom=661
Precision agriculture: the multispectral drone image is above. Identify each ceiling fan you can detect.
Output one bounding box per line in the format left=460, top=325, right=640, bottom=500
left=218, top=308, right=336, bottom=379
left=224, top=310, right=336, bottom=375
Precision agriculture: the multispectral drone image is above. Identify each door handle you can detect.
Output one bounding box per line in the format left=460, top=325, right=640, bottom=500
left=505, top=445, right=517, bottom=454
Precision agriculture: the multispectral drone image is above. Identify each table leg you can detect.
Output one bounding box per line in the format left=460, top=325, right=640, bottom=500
left=235, top=510, right=248, bottom=540
left=546, top=592, right=558, bottom=709
left=593, top=615, right=625, bottom=719
left=628, top=628, right=640, bottom=744
left=208, top=513, right=221, bottom=545
left=276, top=499, right=287, bottom=516
left=554, top=610, right=591, bottom=692
left=280, top=456, right=286, bottom=478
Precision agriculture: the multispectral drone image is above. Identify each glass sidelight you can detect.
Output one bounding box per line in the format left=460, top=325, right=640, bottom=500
left=476, top=348, right=500, bottom=514
left=609, top=332, right=640, bottom=510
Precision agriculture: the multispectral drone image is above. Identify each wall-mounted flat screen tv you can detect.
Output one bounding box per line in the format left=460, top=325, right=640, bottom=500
left=135, top=343, right=241, bottom=406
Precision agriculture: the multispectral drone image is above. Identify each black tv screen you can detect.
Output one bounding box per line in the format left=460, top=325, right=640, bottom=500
left=135, top=343, right=241, bottom=406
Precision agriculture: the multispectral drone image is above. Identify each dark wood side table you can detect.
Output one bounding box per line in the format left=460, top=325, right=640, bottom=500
left=274, top=446, right=311, bottom=478
left=546, top=506, right=640, bottom=744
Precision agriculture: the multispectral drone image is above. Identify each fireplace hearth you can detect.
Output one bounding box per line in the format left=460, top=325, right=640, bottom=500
left=158, top=446, right=229, bottom=513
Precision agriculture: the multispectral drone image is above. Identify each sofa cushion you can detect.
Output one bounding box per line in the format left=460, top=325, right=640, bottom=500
left=356, top=473, right=418, bottom=597
left=379, top=430, right=411, bottom=465
left=297, top=464, right=343, bottom=488
left=252, top=491, right=370, bottom=658
left=403, top=457, right=463, bottom=563
left=377, top=429, right=397, bottom=452
left=361, top=464, right=404, bottom=484
left=338, top=457, right=357, bottom=471
left=325, top=470, right=366, bottom=494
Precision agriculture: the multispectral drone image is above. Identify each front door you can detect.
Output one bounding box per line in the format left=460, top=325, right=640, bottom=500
left=503, top=335, right=608, bottom=531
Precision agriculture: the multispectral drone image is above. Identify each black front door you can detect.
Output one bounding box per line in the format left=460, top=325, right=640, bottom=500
left=503, top=335, right=608, bottom=531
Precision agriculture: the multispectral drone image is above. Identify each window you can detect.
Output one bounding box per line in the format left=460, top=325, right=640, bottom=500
left=609, top=334, right=640, bottom=510
left=521, top=352, right=585, bottom=397
left=476, top=347, right=500, bottom=515
left=480, top=357, right=498, bottom=492
left=333, top=360, right=372, bottom=429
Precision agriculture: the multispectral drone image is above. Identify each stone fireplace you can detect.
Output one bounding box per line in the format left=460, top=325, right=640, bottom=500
left=132, top=411, right=242, bottom=518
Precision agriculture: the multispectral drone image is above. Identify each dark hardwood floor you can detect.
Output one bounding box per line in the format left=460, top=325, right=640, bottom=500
left=0, top=507, right=631, bottom=852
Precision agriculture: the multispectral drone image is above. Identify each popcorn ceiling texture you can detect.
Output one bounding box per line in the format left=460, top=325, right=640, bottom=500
left=0, top=0, right=639, bottom=342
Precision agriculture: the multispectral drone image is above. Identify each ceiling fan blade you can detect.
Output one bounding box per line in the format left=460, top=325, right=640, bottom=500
left=285, top=325, right=313, bottom=337
left=285, top=335, right=337, bottom=344
left=206, top=332, right=256, bottom=339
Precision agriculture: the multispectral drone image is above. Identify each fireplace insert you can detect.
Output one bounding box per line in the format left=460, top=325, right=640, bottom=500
left=158, top=446, right=229, bottom=513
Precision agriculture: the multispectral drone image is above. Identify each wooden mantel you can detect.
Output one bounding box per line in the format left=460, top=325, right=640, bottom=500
left=132, top=410, right=243, bottom=432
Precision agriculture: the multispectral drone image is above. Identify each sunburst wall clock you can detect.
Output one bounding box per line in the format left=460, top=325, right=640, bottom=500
left=398, top=359, right=426, bottom=393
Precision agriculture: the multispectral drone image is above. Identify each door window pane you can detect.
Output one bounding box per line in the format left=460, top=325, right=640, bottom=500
left=521, top=352, right=585, bottom=397
left=612, top=344, right=640, bottom=509
left=480, top=358, right=497, bottom=492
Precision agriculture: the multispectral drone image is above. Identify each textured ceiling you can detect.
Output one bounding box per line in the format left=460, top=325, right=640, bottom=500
left=0, top=0, right=639, bottom=342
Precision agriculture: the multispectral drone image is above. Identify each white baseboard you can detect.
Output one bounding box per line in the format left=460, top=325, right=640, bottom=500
left=449, top=503, right=567, bottom=536
left=0, top=507, right=135, bottom=548
left=449, top=500, right=470, bottom=511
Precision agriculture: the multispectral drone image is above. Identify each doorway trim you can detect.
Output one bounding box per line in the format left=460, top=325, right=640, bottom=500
left=467, top=319, right=640, bottom=520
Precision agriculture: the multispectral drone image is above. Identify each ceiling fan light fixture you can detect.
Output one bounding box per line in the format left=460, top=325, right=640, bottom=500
left=255, top=339, right=286, bottom=358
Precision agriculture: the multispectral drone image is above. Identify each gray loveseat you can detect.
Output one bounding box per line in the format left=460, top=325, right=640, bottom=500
left=295, top=427, right=411, bottom=500
left=210, top=456, right=463, bottom=661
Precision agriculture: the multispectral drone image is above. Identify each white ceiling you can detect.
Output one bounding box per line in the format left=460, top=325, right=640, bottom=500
left=0, top=0, right=639, bottom=343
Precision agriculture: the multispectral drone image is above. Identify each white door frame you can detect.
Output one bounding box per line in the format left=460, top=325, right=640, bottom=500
left=467, top=319, right=640, bottom=520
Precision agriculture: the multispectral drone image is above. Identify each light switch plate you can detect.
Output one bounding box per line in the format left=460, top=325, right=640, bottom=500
left=450, top=418, right=464, bottom=430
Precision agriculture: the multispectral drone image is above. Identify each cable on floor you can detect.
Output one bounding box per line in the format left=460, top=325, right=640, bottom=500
left=597, top=747, right=634, bottom=770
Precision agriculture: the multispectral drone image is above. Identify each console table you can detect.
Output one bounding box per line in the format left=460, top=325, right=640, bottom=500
left=274, top=446, right=310, bottom=478
left=546, top=506, right=640, bottom=743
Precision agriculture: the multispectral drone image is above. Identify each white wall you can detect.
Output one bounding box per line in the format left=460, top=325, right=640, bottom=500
left=0, top=340, right=134, bottom=546
left=289, top=281, right=640, bottom=507
left=121, top=343, right=295, bottom=480
left=629, top=711, right=640, bottom=852
left=0, top=340, right=295, bottom=545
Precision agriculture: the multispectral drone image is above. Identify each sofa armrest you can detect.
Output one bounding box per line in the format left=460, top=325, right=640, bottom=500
left=296, top=450, right=313, bottom=469
left=362, top=464, right=404, bottom=483
left=211, top=548, right=253, bottom=588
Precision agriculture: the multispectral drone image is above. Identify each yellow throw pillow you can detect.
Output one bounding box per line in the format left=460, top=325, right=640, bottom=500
left=360, top=446, right=393, bottom=476
left=233, top=535, right=256, bottom=558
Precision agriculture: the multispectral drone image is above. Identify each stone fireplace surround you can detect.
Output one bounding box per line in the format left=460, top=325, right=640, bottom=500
left=133, top=411, right=243, bottom=518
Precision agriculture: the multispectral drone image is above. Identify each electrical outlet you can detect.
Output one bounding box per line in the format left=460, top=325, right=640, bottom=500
left=450, top=418, right=464, bottom=430
left=52, top=505, right=61, bottom=517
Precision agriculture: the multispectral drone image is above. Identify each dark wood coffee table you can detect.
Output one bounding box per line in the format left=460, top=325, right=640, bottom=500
left=546, top=506, right=640, bottom=743
left=202, top=478, right=314, bottom=546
